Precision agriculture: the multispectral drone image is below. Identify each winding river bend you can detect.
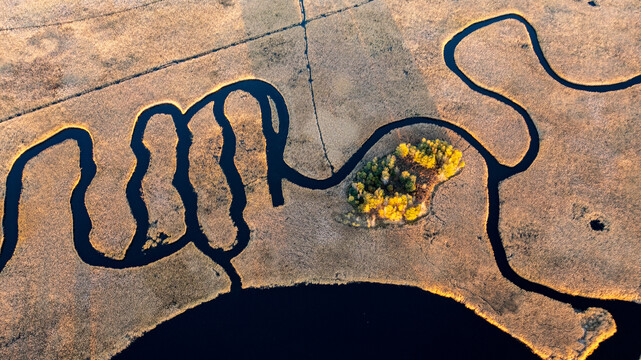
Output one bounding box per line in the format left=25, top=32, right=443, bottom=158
left=1, top=13, right=639, bottom=359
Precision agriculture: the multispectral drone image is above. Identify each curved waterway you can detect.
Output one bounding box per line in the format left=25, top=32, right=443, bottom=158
left=0, top=12, right=639, bottom=359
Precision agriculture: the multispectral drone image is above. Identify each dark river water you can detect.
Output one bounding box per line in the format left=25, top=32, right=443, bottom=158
left=0, top=12, right=638, bottom=360
left=115, top=14, right=641, bottom=359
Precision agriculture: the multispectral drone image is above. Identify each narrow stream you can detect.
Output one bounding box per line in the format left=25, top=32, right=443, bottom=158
left=0, top=12, right=638, bottom=360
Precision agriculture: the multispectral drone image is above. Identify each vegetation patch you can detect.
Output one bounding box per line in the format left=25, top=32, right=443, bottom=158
left=341, top=139, right=464, bottom=228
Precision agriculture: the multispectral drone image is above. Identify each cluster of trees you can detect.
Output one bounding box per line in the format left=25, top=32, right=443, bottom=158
left=396, top=138, right=465, bottom=180
left=343, top=139, right=464, bottom=228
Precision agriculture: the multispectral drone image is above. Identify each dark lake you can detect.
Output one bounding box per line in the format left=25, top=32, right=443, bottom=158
left=115, top=283, right=640, bottom=359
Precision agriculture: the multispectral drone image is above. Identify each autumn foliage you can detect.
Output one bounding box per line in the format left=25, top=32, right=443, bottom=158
left=342, top=139, right=464, bottom=228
